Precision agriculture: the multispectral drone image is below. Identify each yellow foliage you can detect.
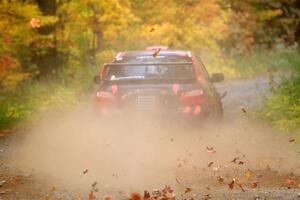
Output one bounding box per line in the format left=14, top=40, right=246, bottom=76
left=258, top=9, right=283, bottom=20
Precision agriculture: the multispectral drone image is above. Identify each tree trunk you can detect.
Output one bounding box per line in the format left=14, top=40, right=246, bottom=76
left=295, top=0, right=300, bottom=46
left=96, top=31, right=103, bottom=51
left=34, top=0, right=59, bottom=79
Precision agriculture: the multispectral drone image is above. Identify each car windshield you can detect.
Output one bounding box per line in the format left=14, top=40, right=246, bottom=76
left=104, top=64, right=195, bottom=81
left=104, top=54, right=195, bottom=81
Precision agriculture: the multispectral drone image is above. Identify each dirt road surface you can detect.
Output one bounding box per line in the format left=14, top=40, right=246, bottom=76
left=0, top=77, right=300, bottom=200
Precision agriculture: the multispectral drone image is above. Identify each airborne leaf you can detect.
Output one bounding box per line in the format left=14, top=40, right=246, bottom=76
left=152, top=48, right=161, bottom=58
left=206, top=147, right=216, bottom=154
left=208, top=161, right=214, bottom=167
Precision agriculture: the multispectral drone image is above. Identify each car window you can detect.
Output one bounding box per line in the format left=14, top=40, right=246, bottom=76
left=104, top=64, right=196, bottom=81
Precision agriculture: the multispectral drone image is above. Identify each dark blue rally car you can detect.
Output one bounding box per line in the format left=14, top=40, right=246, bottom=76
left=94, top=47, right=224, bottom=121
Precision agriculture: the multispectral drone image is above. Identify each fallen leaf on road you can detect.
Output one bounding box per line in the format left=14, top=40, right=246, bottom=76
left=203, top=194, right=211, bottom=200
left=144, top=190, right=151, bottom=199
left=208, top=161, right=214, bottom=167
left=244, top=169, right=253, bottom=180
left=44, top=194, right=50, bottom=200
left=103, top=196, right=113, bottom=200
left=152, top=189, right=162, bottom=198
left=228, top=179, right=235, bottom=190
left=130, top=192, right=142, bottom=200
left=286, top=178, right=295, bottom=186
left=185, top=187, right=192, bottom=193
left=88, top=191, right=96, bottom=200
left=162, top=185, right=173, bottom=193
left=251, top=181, right=258, bottom=189
left=217, top=176, right=224, bottom=183
left=237, top=182, right=246, bottom=192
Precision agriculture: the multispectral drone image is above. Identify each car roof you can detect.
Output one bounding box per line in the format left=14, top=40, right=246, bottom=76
left=115, top=50, right=192, bottom=59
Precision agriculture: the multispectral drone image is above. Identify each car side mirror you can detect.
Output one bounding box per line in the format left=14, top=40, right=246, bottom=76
left=210, top=73, right=224, bottom=83
left=93, top=75, right=101, bottom=84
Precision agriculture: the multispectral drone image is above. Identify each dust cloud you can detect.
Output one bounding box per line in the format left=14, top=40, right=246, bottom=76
left=8, top=103, right=300, bottom=196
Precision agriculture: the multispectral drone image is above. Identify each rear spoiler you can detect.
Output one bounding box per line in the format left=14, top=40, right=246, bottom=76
left=103, top=62, right=193, bottom=66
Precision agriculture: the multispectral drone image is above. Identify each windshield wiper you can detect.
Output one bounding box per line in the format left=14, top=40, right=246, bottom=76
left=109, top=75, right=145, bottom=80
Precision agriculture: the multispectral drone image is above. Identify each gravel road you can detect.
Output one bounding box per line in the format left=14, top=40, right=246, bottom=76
left=0, top=76, right=299, bottom=200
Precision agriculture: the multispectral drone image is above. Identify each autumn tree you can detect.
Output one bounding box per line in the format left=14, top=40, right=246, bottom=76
left=224, top=0, right=300, bottom=53
left=0, top=0, right=56, bottom=90
left=57, top=0, right=136, bottom=61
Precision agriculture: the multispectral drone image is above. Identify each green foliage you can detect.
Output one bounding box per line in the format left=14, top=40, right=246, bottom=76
left=259, top=49, right=300, bottom=132
left=227, top=0, right=300, bottom=49
left=0, top=70, right=93, bottom=129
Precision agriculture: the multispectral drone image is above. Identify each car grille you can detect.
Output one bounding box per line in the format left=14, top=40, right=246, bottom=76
left=136, top=95, right=156, bottom=110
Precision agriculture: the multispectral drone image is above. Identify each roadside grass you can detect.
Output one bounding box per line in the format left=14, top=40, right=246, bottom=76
left=0, top=66, right=97, bottom=130
left=210, top=47, right=298, bottom=79
left=0, top=48, right=299, bottom=130
left=258, top=66, right=300, bottom=133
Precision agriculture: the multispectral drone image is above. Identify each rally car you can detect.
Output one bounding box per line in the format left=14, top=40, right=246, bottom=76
left=94, top=48, right=224, bottom=120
